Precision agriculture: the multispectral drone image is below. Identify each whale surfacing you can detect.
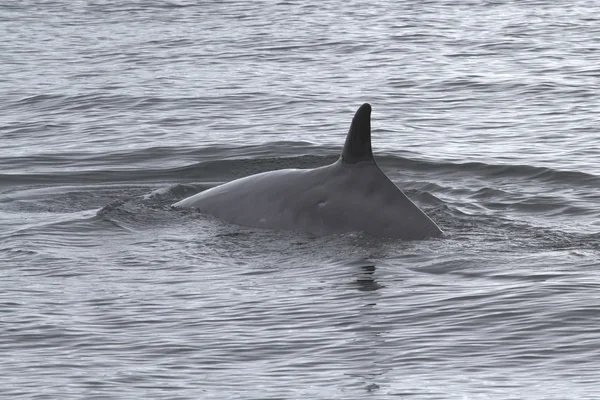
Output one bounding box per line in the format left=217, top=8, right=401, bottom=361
left=173, top=103, right=443, bottom=240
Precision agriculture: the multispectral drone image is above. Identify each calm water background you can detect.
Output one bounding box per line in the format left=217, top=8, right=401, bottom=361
left=1, top=1, right=600, bottom=398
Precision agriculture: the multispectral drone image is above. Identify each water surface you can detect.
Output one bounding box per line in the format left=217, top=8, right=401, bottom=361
left=1, top=1, right=600, bottom=398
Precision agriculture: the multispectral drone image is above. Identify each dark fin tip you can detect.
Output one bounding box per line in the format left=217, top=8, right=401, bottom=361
left=341, top=103, right=373, bottom=164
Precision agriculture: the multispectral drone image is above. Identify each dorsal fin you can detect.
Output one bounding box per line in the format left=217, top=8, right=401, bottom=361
left=341, top=103, right=373, bottom=164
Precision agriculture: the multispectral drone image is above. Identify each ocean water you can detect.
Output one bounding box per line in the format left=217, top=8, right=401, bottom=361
left=1, top=1, right=600, bottom=398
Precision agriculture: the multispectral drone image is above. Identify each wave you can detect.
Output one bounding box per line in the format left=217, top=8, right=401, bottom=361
left=1, top=150, right=597, bottom=189
left=375, top=155, right=600, bottom=188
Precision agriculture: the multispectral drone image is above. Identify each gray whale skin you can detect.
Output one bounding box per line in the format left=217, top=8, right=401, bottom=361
left=173, top=103, right=443, bottom=240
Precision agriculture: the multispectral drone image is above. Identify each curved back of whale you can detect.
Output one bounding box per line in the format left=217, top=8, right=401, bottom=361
left=173, top=103, right=443, bottom=240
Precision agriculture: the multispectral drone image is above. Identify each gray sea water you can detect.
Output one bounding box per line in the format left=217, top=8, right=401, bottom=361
left=2, top=1, right=600, bottom=398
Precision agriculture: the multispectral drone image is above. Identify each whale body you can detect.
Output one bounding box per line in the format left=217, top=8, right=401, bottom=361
left=173, top=103, right=443, bottom=240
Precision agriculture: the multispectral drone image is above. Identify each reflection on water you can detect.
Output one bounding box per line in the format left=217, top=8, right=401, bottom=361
left=354, top=264, right=384, bottom=293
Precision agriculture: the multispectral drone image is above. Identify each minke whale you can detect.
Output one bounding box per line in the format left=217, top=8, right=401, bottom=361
left=173, top=103, right=443, bottom=240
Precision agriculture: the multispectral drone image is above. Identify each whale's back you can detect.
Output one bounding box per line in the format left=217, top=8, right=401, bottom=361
left=173, top=103, right=443, bottom=240
left=174, top=160, right=441, bottom=240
